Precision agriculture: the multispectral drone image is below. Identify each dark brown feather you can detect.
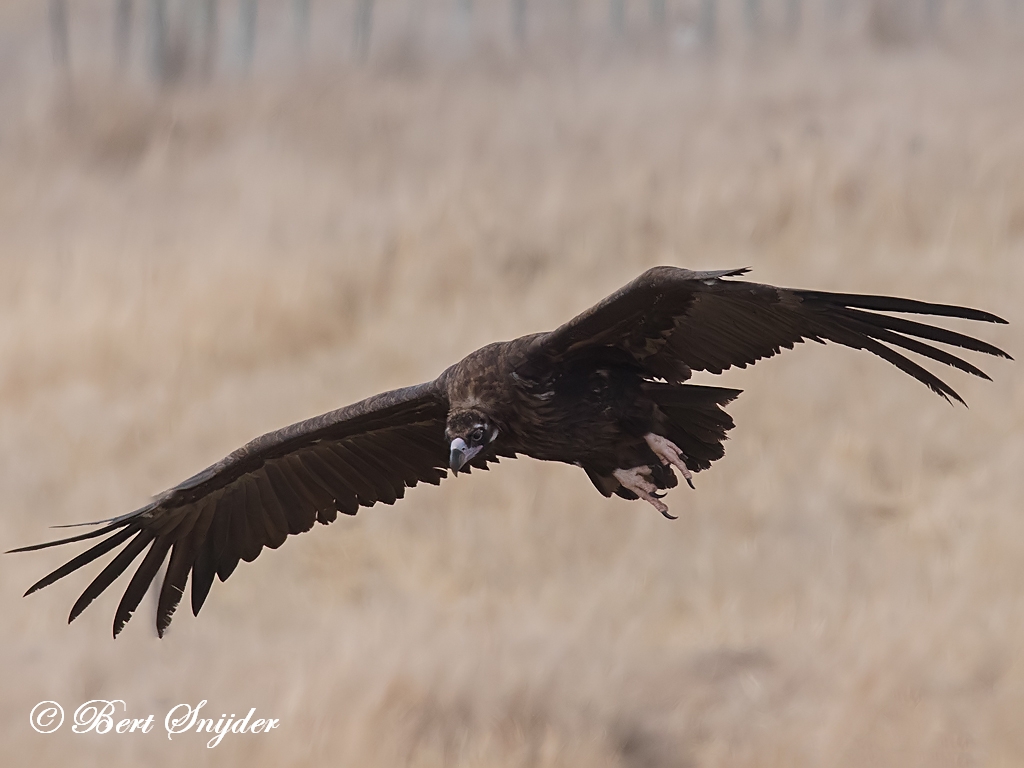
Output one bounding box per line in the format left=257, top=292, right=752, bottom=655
left=279, top=456, right=334, bottom=524
left=244, top=476, right=287, bottom=549
left=23, top=526, right=137, bottom=596
left=113, top=536, right=173, bottom=637
left=157, top=505, right=209, bottom=635
left=190, top=531, right=217, bottom=617
left=14, top=267, right=1008, bottom=639
left=9, top=519, right=132, bottom=555
left=157, top=539, right=192, bottom=636
left=299, top=450, right=361, bottom=515
left=69, top=530, right=155, bottom=625
left=237, top=478, right=269, bottom=561
left=318, top=444, right=380, bottom=505
left=284, top=455, right=341, bottom=524
left=18, top=383, right=449, bottom=633
left=253, top=472, right=293, bottom=535
left=533, top=267, right=1009, bottom=400
left=221, top=487, right=253, bottom=574
left=263, top=460, right=315, bottom=534
left=329, top=443, right=398, bottom=505
left=152, top=500, right=209, bottom=634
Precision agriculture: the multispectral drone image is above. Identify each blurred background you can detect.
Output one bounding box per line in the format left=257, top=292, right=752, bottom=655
left=0, top=1, right=1021, bottom=765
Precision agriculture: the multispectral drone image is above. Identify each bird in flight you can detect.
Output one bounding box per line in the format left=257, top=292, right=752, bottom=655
left=13, top=267, right=1010, bottom=637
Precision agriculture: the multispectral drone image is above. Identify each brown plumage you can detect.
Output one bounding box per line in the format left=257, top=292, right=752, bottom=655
left=12, top=266, right=1011, bottom=637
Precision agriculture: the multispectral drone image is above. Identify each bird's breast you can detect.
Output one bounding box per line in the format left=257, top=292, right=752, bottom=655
left=504, top=366, right=654, bottom=465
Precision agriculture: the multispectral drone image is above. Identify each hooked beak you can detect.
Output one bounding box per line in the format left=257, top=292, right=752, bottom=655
left=449, top=437, right=483, bottom=475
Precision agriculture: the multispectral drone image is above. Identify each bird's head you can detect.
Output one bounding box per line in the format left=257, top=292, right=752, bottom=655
left=445, top=409, right=499, bottom=475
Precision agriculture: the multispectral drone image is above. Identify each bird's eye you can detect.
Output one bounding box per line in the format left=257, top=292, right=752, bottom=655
left=470, top=428, right=485, bottom=444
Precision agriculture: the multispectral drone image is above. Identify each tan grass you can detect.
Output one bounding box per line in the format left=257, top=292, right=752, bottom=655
left=0, top=41, right=1021, bottom=768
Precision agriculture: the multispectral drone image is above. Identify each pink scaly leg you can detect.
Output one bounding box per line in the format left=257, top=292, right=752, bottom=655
left=612, top=466, right=676, bottom=520
left=644, top=433, right=695, bottom=489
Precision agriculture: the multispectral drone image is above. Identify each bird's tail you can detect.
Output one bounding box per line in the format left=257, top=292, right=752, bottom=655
left=645, top=382, right=741, bottom=472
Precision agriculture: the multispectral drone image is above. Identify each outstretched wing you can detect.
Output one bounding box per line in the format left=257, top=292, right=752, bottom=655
left=527, top=266, right=1010, bottom=403
left=12, top=381, right=450, bottom=637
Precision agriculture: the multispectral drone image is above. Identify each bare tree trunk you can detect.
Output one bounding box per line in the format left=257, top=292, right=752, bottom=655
left=610, top=0, right=625, bottom=36
left=49, top=0, right=71, bottom=74
left=198, top=0, right=218, bottom=78
left=785, top=0, right=802, bottom=38
left=649, top=0, right=665, bottom=27
left=744, top=0, right=762, bottom=37
left=511, top=0, right=528, bottom=47
left=924, top=0, right=943, bottom=33
left=698, top=0, right=716, bottom=47
left=293, top=0, right=310, bottom=58
left=564, top=0, right=579, bottom=28
left=354, top=0, right=374, bottom=62
left=454, top=0, right=473, bottom=50
left=149, top=0, right=167, bottom=83
left=826, top=0, right=846, bottom=26
left=238, top=0, right=257, bottom=74
left=115, top=0, right=132, bottom=74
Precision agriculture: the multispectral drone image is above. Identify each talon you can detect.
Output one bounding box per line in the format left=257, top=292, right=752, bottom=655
left=660, top=507, right=678, bottom=520
left=645, top=433, right=695, bottom=489
left=612, top=466, right=671, bottom=517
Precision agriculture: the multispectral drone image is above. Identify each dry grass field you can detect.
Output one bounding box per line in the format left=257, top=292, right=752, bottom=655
left=1, top=18, right=1022, bottom=768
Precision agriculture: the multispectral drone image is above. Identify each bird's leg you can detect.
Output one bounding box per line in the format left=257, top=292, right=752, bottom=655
left=612, top=467, right=676, bottom=520
left=644, top=433, right=695, bottom=490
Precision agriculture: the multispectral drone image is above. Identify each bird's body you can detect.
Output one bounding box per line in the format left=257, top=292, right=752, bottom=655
left=442, top=337, right=735, bottom=508
left=13, top=267, right=1011, bottom=637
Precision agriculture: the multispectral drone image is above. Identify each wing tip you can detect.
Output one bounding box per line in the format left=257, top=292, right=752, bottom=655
left=976, top=310, right=1009, bottom=325
left=932, top=376, right=967, bottom=406
left=68, top=601, right=88, bottom=626
left=923, top=368, right=968, bottom=405
left=9, top=534, right=94, bottom=555
left=156, top=605, right=178, bottom=638
left=942, top=389, right=966, bottom=407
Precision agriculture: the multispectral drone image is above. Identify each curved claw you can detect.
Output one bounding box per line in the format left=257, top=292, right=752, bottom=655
left=660, top=507, right=678, bottom=520
left=645, top=433, right=696, bottom=490
left=612, top=466, right=673, bottom=518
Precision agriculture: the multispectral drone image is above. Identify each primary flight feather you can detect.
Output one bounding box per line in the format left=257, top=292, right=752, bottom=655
left=12, top=267, right=1011, bottom=637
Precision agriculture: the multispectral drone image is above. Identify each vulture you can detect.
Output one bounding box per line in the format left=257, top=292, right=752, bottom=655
left=12, top=267, right=1011, bottom=638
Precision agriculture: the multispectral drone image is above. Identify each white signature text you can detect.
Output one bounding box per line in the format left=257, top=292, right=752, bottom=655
left=30, top=699, right=280, bottom=748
